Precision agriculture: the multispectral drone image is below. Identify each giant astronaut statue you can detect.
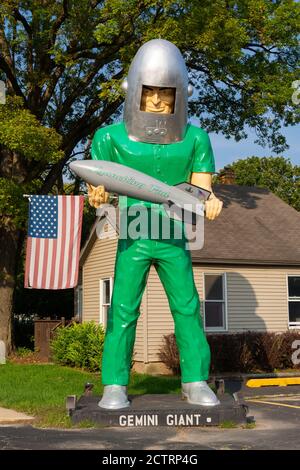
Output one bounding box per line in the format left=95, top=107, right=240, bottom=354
left=88, top=39, right=223, bottom=410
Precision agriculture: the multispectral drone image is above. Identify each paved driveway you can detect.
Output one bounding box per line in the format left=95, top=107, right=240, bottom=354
left=0, top=382, right=299, bottom=450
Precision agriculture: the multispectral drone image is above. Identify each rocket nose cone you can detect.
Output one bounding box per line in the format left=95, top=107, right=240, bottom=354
left=69, top=161, right=79, bottom=172
left=69, top=160, right=85, bottom=176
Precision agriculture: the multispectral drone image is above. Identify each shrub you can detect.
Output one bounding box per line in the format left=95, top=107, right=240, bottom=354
left=159, top=331, right=300, bottom=374
left=275, top=331, right=300, bottom=369
left=51, top=321, right=105, bottom=372
left=15, top=347, right=35, bottom=358
left=159, top=334, right=180, bottom=375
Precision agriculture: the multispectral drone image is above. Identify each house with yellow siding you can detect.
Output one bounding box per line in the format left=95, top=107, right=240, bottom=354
left=76, top=183, right=300, bottom=374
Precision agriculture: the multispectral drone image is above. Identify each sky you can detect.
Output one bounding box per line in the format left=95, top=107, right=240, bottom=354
left=207, top=125, right=299, bottom=172
left=72, top=117, right=299, bottom=175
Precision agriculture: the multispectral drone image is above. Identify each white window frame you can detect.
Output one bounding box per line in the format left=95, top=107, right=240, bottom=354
left=203, top=272, right=228, bottom=332
left=99, top=277, right=113, bottom=329
left=287, top=275, right=300, bottom=329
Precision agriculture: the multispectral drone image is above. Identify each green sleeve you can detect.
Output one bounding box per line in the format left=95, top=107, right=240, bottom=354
left=91, top=127, right=113, bottom=161
left=192, top=130, right=216, bottom=173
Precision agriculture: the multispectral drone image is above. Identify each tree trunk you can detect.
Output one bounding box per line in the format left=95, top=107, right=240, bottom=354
left=0, top=219, right=21, bottom=354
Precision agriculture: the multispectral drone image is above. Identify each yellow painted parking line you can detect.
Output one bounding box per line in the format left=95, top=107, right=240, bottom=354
left=246, top=398, right=300, bottom=409
left=244, top=393, right=300, bottom=400
left=265, top=395, right=300, bottom=402
left=246, top=378, right=300, bottom=388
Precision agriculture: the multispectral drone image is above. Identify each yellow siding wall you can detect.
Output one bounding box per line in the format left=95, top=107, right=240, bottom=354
left=147, top=266, right=174, bottom=363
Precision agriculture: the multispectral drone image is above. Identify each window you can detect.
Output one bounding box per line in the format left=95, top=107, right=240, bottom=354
left=99, top=278, right=113, bottom=329
left=288, top=276, right=300, bottom=328
left=203, top=273, right=227, bottom=331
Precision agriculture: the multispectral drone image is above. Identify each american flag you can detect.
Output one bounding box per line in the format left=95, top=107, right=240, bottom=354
left=24, top=195, right=84, bottom=289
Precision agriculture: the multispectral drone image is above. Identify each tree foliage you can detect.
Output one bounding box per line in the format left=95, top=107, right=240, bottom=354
left=0, top=97, right=63, bottom=163
left=0, top=96, right=63, bottom=228
left=182, top=0, right=300, bottom=151
left=216, top=156, right=300, bottom=211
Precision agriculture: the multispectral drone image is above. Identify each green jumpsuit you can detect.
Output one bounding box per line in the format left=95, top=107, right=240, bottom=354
left=91, top=122, right=215, bottom=385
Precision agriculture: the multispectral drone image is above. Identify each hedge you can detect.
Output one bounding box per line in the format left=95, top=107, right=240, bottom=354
left=159, top=331, right=300, bottom=374
left=51, top=321, right=105, bottom=372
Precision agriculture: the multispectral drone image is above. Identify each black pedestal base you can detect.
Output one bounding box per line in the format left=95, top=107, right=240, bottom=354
left=71, top=394, right=248, bottom=427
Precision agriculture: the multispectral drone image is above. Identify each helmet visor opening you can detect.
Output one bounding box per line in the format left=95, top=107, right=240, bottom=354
left=140, top=85, right=176, bottom=114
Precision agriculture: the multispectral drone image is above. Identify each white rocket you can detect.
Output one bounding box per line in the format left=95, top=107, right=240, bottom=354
left=69, top=160, right=210, bottom=223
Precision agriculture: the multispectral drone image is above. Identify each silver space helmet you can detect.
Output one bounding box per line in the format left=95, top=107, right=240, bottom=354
left=122, top=39, right=193, bottom=144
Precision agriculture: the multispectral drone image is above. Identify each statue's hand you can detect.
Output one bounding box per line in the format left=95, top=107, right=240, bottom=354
left=205, top=193, right=223, bottom=220
left=87, top=183, right=109, bottom=208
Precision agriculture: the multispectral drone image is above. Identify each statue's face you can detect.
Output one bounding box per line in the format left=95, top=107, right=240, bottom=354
left=140, top=86, right=175, bottom=114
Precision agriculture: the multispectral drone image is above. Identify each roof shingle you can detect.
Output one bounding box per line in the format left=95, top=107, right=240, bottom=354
left=191, top=184, right=300, bottom=265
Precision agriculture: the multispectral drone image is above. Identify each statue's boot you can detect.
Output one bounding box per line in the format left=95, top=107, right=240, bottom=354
left=182, top=381, right=220, bottom=407
left=98, top=385, right=130, bottom=410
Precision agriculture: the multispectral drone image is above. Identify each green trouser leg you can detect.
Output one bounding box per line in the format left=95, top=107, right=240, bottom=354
left=101, top=238, right=210, bottom=385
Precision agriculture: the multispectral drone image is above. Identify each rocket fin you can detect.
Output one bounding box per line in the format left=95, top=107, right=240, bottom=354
left=163, top=202, right=202, bottom=224
left=174, top=182, right=211, bottom=201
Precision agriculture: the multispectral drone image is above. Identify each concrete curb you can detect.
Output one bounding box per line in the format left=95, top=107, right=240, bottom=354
left=211, top=371, right=300, bottom=381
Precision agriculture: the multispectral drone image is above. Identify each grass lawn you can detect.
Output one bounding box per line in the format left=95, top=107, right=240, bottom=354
left=0, top=362, right=181, bottom=428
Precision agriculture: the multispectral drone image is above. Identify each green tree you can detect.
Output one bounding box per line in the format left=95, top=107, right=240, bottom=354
left=0, top=0, right=299, bottom=351
left=180, top=0, right=300, bottom=151
left=216, top=157, right=300, bottom=211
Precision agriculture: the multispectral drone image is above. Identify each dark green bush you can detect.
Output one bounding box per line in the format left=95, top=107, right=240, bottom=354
left=159, top=331, right=300, bottom=374
left=51, top=321, right=105, bottom=372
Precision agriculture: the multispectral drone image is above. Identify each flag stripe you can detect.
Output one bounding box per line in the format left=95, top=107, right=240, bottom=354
left=62, top=196, right=72, bottom=289
left=65, top=196, right=75, bottom=289
left=24, top=237, right=32, bottom=288
left=58, top=196, right=67, bottom=289
left=41, top=238, right=49, bottom=289
left=70, top=196, right=78, bottom=286
left=29, top=237, right=36, bottom=288
left=54, top=196, right=64, bottom=289
left=76, top=197, right=84, bottom=284
left=70, top=196, right=82, bottom=288
left=45, top=239, right=53, bottom=289
left=49, top=238, right=58, bottom=289
left=33, top=238, right=40, bottom=288
left=37, top=238, right=45, bottom=288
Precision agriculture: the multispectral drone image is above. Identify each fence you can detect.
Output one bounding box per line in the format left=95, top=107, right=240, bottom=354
left=34, top=317, right=76, bottom=361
